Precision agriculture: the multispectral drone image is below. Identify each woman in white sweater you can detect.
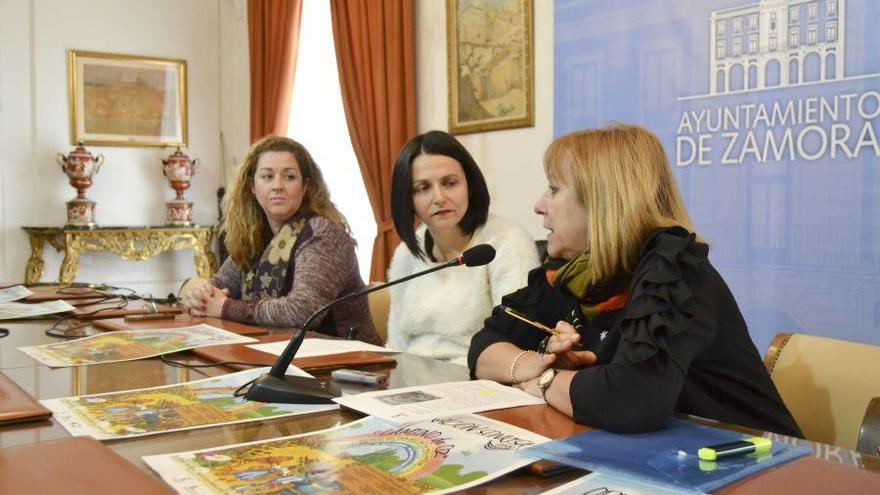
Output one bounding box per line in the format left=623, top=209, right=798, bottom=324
left=387, top=130, right=539, bottom=365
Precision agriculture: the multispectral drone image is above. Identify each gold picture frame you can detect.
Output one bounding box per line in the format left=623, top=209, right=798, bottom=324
left=68, top=50, right=187, bottom=147
left=446, top=0, right=534, bottom=135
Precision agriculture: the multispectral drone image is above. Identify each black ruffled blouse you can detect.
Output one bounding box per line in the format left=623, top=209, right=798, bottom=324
left=468, top=227, right=803, bottom=437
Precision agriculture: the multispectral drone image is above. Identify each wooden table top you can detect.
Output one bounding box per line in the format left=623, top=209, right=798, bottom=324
left=1, top=319, right=879, bottom=494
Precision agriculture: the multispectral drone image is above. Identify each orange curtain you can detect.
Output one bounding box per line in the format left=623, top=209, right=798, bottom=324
left=330, top=0, right=416, bottom=282
left=248, top=0, right=303, bottom=142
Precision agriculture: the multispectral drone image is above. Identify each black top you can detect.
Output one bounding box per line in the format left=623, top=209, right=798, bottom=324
left=468, top=227, right=803, bottom=436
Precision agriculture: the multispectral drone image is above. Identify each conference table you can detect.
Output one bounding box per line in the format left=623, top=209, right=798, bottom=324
left=2, top=317, right=879, bottom=494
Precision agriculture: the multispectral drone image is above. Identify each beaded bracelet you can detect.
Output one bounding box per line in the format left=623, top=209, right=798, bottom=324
left=509, top=350, right=537, bottom=384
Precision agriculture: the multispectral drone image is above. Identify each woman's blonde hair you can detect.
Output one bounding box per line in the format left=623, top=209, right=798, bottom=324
left=222, top=135, right=349, bottom=269
left=544, top=123, right=696, bottom=284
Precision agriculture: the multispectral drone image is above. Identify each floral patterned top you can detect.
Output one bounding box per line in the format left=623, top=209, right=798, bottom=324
left=240, top=218, right=307, bottom=301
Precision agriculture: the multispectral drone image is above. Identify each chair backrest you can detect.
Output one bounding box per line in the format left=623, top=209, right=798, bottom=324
left=764, top=332, right=880, bottom=450
left=857, top=397, right=880, bottom=457
left=367, top=287, right=390, bottom=344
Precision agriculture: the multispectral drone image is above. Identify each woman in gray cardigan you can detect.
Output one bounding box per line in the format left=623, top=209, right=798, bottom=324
left=183, top=135, right=380, bottom=345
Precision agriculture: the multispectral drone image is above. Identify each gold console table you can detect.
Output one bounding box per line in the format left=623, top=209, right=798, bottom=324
left=22, top=226, right=218, bottom=284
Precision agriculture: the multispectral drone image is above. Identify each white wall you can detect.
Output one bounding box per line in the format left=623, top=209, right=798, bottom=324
left=218, top=0, right=251, bottom=185
left=0, top=0, right=249, bottom=296
left=415, top=1, right=554, bottom=240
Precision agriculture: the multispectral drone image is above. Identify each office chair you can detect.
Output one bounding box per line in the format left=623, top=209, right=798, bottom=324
left=858, top=397, right=880, bottom=457
left=764, top=332, right=880, bottom=450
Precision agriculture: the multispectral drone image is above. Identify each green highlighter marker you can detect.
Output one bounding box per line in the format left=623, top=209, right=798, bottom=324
left=697, top=437, right=772, bottom=461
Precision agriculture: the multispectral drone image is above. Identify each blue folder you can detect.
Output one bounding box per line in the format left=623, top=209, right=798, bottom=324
left=523, top=418, right=810, bottom=493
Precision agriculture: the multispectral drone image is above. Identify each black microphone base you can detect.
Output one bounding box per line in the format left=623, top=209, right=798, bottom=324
left=244, top=373, right=341, bottom=404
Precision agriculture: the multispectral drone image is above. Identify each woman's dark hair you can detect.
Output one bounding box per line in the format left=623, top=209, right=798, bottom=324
left=391, top=130, right=490, bottom=261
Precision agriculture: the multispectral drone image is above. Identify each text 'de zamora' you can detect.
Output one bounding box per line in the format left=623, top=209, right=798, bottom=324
left=676, top=91, right=880, bottom=166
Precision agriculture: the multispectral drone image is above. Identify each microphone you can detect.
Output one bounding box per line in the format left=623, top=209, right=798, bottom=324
left=243, top=244, right=496, bottom=404
left=458, top=243, right=495, bottom=267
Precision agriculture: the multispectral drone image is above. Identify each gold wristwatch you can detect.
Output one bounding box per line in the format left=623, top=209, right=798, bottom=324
left=537, top=368, right=558, bottom=400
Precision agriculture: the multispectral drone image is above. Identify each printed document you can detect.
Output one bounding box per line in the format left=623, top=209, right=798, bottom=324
left=0, top=300, right=74, bottom=320
left=0, top=285, right=33, bottom=303
left=333, top=379, right=543, bottom=423
left=248, top=337, right=397, bottom=358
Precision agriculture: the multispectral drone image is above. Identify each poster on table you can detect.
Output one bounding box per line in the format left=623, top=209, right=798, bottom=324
left=41, top=367, right=337, bottom=440
left=555, top=0, right=880, bottom=351
left=18, top=324, right=256, bottom=367
left=144, top=413, right=549, bottom=495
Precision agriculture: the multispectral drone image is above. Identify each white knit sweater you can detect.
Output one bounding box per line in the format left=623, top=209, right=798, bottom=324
left=386, top=215, right=539, bottom=365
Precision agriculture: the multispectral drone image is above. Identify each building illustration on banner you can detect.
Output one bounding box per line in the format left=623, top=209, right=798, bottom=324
left=710, top=0, right=845, bottom=94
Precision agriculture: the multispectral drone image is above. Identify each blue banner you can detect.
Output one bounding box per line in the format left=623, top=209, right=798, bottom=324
left=555, top=0, right=880, bottom=352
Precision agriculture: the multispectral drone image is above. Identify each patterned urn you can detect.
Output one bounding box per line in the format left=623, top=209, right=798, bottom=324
left=57, top=142, right=104, bottom=227
left=160, top=147, right=199, bottom=226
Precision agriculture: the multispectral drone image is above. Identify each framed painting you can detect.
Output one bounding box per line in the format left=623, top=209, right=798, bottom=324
left=447, top=0, right=534, bottom=135
left=68, top=50, right=187, bottom=147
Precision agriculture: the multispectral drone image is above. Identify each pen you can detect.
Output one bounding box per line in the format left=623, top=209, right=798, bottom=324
left=697, top=437, right=772, bottom=461
left=500, top=305, right=555, bottom=334
left=500, top=305, right=584, bottom=350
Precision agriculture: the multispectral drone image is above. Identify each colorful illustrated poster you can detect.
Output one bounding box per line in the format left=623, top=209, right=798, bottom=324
left=0, top=285, right=33, bottom=303
left=18, top=324, right=256, bottom=367
left=144, top=413, right=549, bottom=495
left=42, top=367, right=337, bottom=440
left=540, top=472, right=698, bottom=495
left=0, top=300, right=74, bottom=320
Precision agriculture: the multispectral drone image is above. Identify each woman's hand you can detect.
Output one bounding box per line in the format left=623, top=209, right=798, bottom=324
left=511, top=351, right=556, bottom=384
left=181, top=278, right=213, bottom=314
left=544, top=321, right=598, bottom=370
left=203, top=287, right=230, bottom=318
left=183, top=281, right=229, bottom=318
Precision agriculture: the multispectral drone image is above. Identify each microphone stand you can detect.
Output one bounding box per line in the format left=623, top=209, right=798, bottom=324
left=243, top=256, right=468, bottom=404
